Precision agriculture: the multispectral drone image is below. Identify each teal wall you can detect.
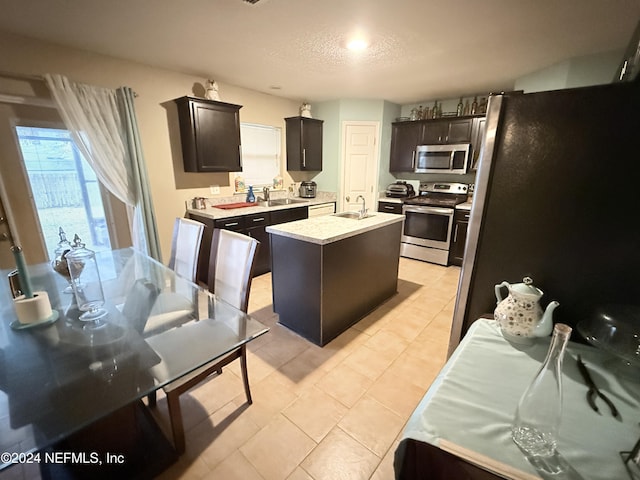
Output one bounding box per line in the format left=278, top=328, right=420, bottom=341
left=514, top=49, right=622, bottom=92
left=313, top=100, right=341, bottom=192
left=379, top=101, right=400, bottom=192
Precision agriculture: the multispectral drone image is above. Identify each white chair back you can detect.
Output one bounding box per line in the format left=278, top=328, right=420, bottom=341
left=209, top=229, right=259, bottom=312
left=168, top=217, right=205, bottom=282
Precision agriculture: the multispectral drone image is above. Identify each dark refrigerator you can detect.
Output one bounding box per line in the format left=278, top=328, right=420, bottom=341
left=450, top=80, right=640, bottom=353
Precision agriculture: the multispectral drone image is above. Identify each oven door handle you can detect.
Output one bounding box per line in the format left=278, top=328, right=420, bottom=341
left=403, top=205, right=454, bottom=216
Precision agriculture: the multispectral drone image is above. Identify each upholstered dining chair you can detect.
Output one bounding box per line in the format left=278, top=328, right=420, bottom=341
left=142, top=218, right=205, bottom=337
left=167, top=217, right=205, bottom=283
left=161, top=228, right=260, bottom=454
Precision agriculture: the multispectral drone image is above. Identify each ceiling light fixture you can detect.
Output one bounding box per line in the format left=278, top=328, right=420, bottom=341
left=346, top=37, right=369, bottom=51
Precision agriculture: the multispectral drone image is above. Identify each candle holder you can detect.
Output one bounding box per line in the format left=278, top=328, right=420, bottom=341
left=12, top=290, right=58, bottom=328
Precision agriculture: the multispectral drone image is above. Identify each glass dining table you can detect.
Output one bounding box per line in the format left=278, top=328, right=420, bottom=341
left=0, top=248, right=268, bottom=476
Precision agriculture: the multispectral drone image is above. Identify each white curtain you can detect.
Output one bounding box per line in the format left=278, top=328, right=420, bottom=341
left=44, top=74, right=161, bottom=259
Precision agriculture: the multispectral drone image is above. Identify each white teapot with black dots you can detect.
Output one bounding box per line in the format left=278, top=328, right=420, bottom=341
left=494, top=277, right=559, bottom=345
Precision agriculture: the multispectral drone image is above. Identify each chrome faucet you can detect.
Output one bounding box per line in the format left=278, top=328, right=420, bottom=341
left=263, top=186, right=270, bottom=202
left=356, top=195, right=367, bottom=219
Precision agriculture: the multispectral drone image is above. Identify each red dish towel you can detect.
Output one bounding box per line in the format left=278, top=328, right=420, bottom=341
left=212, top=202, right=258, bottom=210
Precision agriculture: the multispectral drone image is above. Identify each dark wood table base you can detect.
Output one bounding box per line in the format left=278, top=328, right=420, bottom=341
left=395, top=439, right=502, bottom=480
left=39, top=401, right=177, bottom=480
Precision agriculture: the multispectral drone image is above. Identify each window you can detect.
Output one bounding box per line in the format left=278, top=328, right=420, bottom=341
left=15, top=126, right=112, bottom=259
left=237, top=123, right=281, bottom=190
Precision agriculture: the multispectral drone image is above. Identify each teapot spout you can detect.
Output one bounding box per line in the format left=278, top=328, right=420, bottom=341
left=534, top=301, right=560, bottom=337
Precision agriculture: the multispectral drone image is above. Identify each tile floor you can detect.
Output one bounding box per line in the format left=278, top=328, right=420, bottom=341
left=0, top=257, right=459, bottom=480
left=154, top=257, right=461, bottom=480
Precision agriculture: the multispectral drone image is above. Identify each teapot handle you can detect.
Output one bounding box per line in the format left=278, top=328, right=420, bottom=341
left=495, top=281, right=510, bottom=303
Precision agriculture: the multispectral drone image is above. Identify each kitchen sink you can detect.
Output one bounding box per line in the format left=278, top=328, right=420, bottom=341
left=266, top=198, right=309, bottom=206
left=333, top=211, right=375, bottom=220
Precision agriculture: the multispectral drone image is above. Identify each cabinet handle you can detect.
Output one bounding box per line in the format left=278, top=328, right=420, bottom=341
left=464, top=213, right=470, bottom=219
left=302, top=148, right=306, bottom=167
left=453, top=224, right=459, bottom=243
left=239, top=145, right=243, bottom=168
left=252, top=217, right=265, bottom=222
left=225, top=222, right=239, bottom=227
left=384, top=206, right=394, bottom=210
left=411, top=150, right=416, bottom=169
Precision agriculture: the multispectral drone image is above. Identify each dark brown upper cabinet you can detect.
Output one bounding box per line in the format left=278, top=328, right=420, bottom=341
left=421, top=117, right=474, bottom=144
left=174, top=96, right=242, bottom=172
left=285, top=116, right=323, bottom=171
left=390, top=121, right=422, bottom=172
left=390, top=115, right=484, bottom=172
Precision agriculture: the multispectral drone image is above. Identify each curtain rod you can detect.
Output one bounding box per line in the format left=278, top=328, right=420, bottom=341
left=0, top=70, right=138, bottom=96
left=0, top=70, right=45, bottom=82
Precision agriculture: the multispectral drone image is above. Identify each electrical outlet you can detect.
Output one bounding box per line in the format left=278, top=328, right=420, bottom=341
left=209, top=185, right=220, bottom=195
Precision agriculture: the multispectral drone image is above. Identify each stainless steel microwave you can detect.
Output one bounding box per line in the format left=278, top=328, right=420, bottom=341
left=415, top=143, right=471, bottom=174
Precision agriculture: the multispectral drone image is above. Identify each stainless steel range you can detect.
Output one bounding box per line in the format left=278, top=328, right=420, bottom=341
left=401, top=182, right=468, bottom=266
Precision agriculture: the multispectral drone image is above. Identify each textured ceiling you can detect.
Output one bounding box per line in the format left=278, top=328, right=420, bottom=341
left=1, top=0, right=639, bottom=104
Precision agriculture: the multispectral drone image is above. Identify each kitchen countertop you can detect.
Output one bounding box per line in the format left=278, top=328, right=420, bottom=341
left=455, top=201, right=473, bottom=211
left=186, top=194, right=336, bottom=220
left=266, top=212, right=404, bottom=245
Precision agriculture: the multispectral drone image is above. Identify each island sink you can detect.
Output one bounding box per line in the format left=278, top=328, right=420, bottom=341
left=333, top=211, right=375, bottom=220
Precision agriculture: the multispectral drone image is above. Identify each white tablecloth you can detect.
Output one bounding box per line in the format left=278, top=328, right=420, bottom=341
left=396, top=319, right=640, bottom=479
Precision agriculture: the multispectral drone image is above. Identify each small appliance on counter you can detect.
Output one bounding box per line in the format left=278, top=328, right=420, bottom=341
left=385, top=181, right=415, bottom=198
left=299, top=181, right=317, bottom=198
left=190, top=197, right=207, bottom=209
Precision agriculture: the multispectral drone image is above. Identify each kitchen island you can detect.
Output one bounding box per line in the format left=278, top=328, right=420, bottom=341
left=267, top=212, right=404, bottom=346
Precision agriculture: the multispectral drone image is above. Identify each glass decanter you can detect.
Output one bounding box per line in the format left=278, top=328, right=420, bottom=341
left=512, top=323, right=572, bottom=457
left=66, top=235, right=107, bottom=322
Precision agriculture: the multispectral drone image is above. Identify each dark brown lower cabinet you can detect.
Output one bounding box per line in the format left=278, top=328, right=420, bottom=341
left=377, top=201, right=403, bottom=214
left=449, top=209, right=470, bottom=266
left=189, top=206, right=310, bottom=284
left=244, top=213, right=271, bottom=277
left=270, top=221, right=402, bottom=346
left=270, top=206, right=308, bottom=224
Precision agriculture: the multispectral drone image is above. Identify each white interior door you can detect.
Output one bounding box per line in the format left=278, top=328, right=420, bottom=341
left=341, top=122, right=379, bottom=214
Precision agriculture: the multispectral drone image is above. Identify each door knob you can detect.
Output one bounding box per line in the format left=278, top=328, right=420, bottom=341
left=346, top=196, right=350, bottom=202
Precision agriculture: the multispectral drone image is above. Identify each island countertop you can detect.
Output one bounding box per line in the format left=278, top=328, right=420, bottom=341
left=266, top=212, right=404, bottom=245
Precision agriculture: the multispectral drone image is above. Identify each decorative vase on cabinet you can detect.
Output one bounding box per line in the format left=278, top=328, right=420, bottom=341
left=285, top=116, right=323, bottom=171
left=174, top=96, right=242, bottom=173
